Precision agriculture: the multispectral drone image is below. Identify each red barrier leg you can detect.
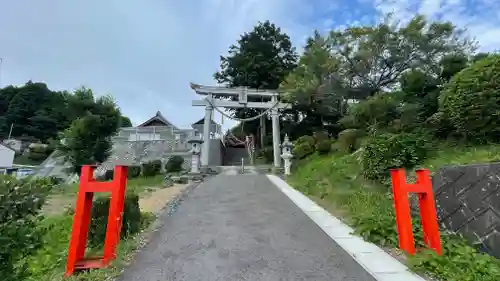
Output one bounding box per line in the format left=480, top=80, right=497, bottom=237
left=416, top=170, right=442, bottom=255
left=103, top=166, right=128, bottom=264
left=390, top=169, right=416, bottom=255
left=65, top=165, right=129, bottom=277
left=390, top=168, right=442, bottom=256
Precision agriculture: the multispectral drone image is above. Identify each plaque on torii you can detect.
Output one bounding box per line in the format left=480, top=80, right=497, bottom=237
left=190, top=83, right=291, bottom=169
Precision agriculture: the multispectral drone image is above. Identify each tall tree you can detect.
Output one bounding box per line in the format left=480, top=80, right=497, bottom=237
left=214, top=21, right=298, bottom=144
left=59, top=91, right=121, bottom=173
left=325, top=15, right=475, bottom=98
left=280, top=33, right=346, bottom=135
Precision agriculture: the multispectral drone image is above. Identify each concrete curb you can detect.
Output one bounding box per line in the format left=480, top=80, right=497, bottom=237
left=267, top=174, right=426, bottom=281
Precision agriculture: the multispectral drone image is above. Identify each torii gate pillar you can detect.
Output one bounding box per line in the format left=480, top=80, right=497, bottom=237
left=191, top=83, right=290, bottom=169
left=271, top=95, right=281, bottom=168
left=201, top=95, right=213, bottom=171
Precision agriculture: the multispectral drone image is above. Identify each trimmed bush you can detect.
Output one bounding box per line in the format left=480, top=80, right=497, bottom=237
left=141, top=161, right=157, bottom=177
left=127, top=165, right=141, bottom=179
left=165, top=156, right=184, bottom=173
left=294, top=142, right=314, bottom=159
left=439, top=55, right=500, bottom=142
left=295, top=135, right=315, bottom=147
left=259, top=147, right=274, bottom=163
left=339, top=93, right=401, bottom=130
left=0, top=176, right=54, bottom=280
left=313, top=131, right=329, bottom=143
left=360, top=133, right=430, bottom=181
left=104, top=169, right=114, bottom=181
left=88, top=193, right=141, bottom=246
left=151, top=160, right=162, bottom=173
left=315, top=140, right=332, bottom=155
left=337, top=129, right=364, bottom=153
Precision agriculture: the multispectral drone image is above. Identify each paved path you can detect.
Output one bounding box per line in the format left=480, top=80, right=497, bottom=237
left=118, top=174, right=376, bottom=281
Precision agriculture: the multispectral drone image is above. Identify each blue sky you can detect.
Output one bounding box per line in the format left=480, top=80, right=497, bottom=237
left=1, top=0, right=499, bottom=130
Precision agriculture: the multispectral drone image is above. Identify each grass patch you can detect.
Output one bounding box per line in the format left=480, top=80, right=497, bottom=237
left=288, top=143, right=500, bottom=281
left=23, top=212, right=156, bottom=281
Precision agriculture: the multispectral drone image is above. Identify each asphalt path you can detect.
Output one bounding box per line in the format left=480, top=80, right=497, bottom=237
left=118, top=174, right=376, bottom=281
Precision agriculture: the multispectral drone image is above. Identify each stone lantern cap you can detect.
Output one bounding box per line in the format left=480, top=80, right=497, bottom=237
left=281, top=134, right=293, bottom=148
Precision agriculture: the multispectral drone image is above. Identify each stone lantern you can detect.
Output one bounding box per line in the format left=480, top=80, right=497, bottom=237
left=188, top=136, right=204, bottom=174
left=280, top=134, right=293, bottom=175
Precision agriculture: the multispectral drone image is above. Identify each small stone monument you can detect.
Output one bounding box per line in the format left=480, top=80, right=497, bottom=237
left=188, top=136, right=203, bottom=174
left=280, top=134, right=293, bottom=176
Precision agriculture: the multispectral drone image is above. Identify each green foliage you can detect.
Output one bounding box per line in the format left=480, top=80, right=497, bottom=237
left=340, top=93, right=401, bottom=131
left=88, top=194, right=141, bottom=246
left=258, top=147, right=274, bottom=163
left=337, top=129, right=364, bottom=153
left=151, top=159, right=162, bottom=174
left=141, top=161, right=158, bottom=177
left=165, top=156, right=184, bottom=173
left=439, top=54, right=500, bottom=142
left=0, top=176, right=54, bottom=280
left=294, top=135, right=315, bottom=147
left=290, top=145, right=500, bottom=281
left=293, top=143, right=315, bottom=159
left=409, top=234, right=500, bottom=281
left=103, top=169, right=114, bottom=181
left=127, top=165, right=141, bottom=179
left=313, top=131, right=329, bottom=143
left=0, top=83, right=133, bottom=142
left=57, top=90, right=123, bottom=173
left=214, top=20, right=298, bottom=139
left=315, top=140, right=332, bottom=155
left=360, top=133, right=430, bottom=181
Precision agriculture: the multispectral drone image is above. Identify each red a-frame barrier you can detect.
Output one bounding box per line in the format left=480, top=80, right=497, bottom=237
left=390, top=168, right=442, bottom=256
left=65, top=165, right=128, bottom=277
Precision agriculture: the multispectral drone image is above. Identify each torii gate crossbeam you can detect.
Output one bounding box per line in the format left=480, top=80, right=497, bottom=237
left=190, top=83, right=291, bottom=170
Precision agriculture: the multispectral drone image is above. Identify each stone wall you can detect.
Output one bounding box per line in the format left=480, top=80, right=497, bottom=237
left=432, top=163, right=500, bottom=258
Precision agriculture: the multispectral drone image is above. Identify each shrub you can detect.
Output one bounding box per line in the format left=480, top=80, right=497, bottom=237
left=141, top=161, right=157, bottom=177
left=294, top=135, right=315, bottom=147
left=313, top=131, right=329, bottom=143
left=294, top=143, right=314, bottom=159
left=128, top=165, right=141, bottom=179
left=360, top=133, right=430, bottom=181
left=337, top=129, right=364, bottom=153
left=439, top=55, right=500, bottom=142
left=315, top=140, right=332, bottom=155
left=339, top=93, right=401, bottom=130
left=104, top=169, right=114, bottom=181
left=259, top=147, right=274, bottom=163
left=0, top=176, right=54, bottom=280
left=151, top=159, right=162, bottom=173
left=88, top=193, right=141, bottom=246
left=165, top=156, right=184, bottom=173
left=424, top=112, right=454, bottom=139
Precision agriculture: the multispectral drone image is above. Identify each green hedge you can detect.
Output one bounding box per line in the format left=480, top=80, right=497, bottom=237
left=127, top=165, right=141, bottom=179
left=142, top=161, right=158, bottom=177
left=0, top=176, right=54, bottom=280
left=360, top=133, right=430, bottom=181
left=315, top=140, right=332, bottom=155
left=165, top=156, right=184, bottom=173
left=337, top=129, right=364, bottom=153
left=440, top=54, right=500, bottom=142
left=88, top=193, right=141, bottom=246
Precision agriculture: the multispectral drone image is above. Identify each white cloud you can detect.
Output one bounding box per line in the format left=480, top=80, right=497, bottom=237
left=373, top=0, right=500, bottom=51
left=1, top=0, right=499, bottom=133
left=0, top=0, right=325, bottom=131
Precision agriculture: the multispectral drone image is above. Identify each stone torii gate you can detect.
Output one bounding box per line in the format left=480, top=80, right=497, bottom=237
left=190, top=83, right=291, bottom=170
